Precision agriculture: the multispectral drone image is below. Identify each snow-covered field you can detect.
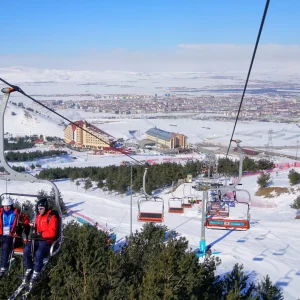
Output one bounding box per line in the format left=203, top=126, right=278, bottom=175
left=3, top=101, right=300, bottom=155
left=1, top=166, right=300, bottom=299
left=2, top=66, right=300, bottom=96
left=1, top=74, right=300, bottom=299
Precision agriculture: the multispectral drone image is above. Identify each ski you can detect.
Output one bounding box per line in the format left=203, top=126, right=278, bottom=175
left=20, top=283, right=34, bottom=300
left=7, top=281, right=28, bottom=300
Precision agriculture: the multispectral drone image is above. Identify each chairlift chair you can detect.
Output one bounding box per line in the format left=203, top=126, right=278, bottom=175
left=137, top=195, right=164, bottom=222
left=206, top=188, right=250, bottom=230
left=182, top=197, right=192, bottom=208
left=182, top=184, right=193, bottom=208
left=137, top=168, right=164, bottom=222
left=168, top=197, right=184, bottom=213
left=206, top=200, right=230, bottom=217
left=0, top=87, right=63, bottom=256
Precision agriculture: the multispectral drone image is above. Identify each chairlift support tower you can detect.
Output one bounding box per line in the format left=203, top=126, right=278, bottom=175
left=197, top=153, right=215, bottom=257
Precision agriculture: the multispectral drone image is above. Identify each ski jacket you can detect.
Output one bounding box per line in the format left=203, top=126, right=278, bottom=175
left=0, top=208, right=29, bottom=236
left=35, top=209, right=58, bottom=243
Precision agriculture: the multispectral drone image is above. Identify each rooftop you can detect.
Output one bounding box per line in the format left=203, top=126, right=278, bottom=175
left=145, top=127, right=174, bottom=141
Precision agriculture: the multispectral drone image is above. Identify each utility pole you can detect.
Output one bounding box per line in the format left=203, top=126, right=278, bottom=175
left=296, top=141, right=299, bottom=161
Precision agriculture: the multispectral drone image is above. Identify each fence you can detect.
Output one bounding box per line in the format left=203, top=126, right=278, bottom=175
left=68, top=209, right=110, bottom=232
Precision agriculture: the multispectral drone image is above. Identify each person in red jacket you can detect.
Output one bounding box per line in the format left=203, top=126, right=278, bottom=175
left=23, top=198, right=58, bottom=283
left=0, top=197, right=30, bottom=278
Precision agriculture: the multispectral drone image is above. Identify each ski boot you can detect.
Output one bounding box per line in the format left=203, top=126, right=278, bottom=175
left=29, top=271, right=39, bottom=284
left=0, top=268, right=7, bottom=278
left=22, top=269, right=33, bottom=283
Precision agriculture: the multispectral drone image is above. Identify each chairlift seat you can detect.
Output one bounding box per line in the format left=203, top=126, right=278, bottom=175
left=219, top=211, right=229, bottom=217
left=207, top=210, right=218, bottom=215
left=169, top=198, right=184, bottom=213
left=138, top=212, right=163, bottom=222
left=211, top=205, right=221, bottom=210
left=13, top=247, right=24, bottom=256
left=168, top=207, right=184, bottom=213
left=206, top=218, right=249, bottom=230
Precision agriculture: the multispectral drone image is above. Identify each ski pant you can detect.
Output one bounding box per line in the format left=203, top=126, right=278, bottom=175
left=0, top=236, right=14, bottom=269
left=24, top=240, right=51, bottom=272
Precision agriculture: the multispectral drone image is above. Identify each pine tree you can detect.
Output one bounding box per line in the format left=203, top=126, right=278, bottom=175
left=0, top=257, right=24, bottom=299
left=76, top=180, right=81, bottom=190
left=288, top=170, right=300, bottom=185
left=50, top=187, right=67, bottom=214
left=290, top=195, right=300, bottom=210
left=256, top=275, right=283, bottom=300
left=84, top=178, right=93, bottom=192
left=257, top=172, right=271, bottom=188
left=29, top=222, right=112, bottom=300
left=221, top=264, right=255, bottom=300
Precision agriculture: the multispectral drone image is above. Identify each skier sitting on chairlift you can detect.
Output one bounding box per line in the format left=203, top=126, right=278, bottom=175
left=0, top=197, right=30, bottom=278
left=23, top=198, right=58, bottom=284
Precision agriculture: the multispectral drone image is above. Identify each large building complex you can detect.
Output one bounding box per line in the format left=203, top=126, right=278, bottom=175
left=145, top=127, right=188, bottom=149
left=64, top=120, right=115, bottom=149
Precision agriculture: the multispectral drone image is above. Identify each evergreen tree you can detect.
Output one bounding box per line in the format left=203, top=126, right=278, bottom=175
left=221, top=264, right=255, bottom=300
left=0, top=257, right=24, bottom=299
left=290, top=195, right=300, bottom=210
left=50, top=187, right=67, bottom=214
left=256, top=275, right=283, bottom=300
left=257, top=172, right=271, bottom=188
left=84, top=179, right=93, bottom=192
left=76, top=180, right=81, bottom=190
left=30, top=222, right=112, bottom=300
left=257, top=159, right=274, bottom=170
left=288, top=170, right=300, bottom=185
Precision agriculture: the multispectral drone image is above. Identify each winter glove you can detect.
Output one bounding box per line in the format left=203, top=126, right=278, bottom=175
left=30, top=232, right=42, bottom=239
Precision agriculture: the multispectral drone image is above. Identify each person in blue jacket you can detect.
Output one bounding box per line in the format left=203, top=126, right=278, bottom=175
left=0, top=197, right=29, bottom=278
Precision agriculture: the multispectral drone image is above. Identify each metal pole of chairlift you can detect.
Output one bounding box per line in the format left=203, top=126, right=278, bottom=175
left=296, top=141, right=299, bottom=160
left=143, top=168, right=151, bottom=198
left=198, top=157, right=211, bottom=257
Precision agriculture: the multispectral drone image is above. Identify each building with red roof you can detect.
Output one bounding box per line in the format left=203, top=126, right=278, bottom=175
left=64, top=120, right=115, bottom=150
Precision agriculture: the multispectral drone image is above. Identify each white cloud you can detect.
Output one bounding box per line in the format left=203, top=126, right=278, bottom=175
left=0, top=44, right=300, bottom=73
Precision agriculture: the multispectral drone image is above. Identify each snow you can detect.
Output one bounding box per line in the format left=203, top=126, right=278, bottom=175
left=1, top=80, right=300, bottom=299
left=2, top=66, right=300, bottom=96
left=1, top=166, right=300, bottom=299
left=4, top=103, right=63, bottom=138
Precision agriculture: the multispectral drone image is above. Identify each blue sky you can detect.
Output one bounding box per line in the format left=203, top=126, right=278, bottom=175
left=0, top=0, right=299, bottom=55
left=1, top=1, right=299, bottom=72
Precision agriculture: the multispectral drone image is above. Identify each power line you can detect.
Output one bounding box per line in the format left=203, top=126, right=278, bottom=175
left=0, top=79, right=142, bottom=164
left=226, top=0, right=270, bottom=158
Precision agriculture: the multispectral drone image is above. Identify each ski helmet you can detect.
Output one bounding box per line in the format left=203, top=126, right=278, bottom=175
left=36, top=197, right=49, bottom=211
left=2, top=196, right=14, bottom=206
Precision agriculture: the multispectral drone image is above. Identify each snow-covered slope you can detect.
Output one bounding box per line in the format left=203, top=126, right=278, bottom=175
left=4, top=103, right=63, bottom=137
left=1, top=167, right=300, bottom=299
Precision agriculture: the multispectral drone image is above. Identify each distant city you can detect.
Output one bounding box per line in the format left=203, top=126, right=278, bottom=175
left=36, top=90, right=300, bottom=122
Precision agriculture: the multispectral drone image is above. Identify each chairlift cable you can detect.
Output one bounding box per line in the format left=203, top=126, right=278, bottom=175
left=226, top=0, right=270, bottom=158
left=0, top=80, right=142, bottom=164
left=172, top=212, right=201, bottom=231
